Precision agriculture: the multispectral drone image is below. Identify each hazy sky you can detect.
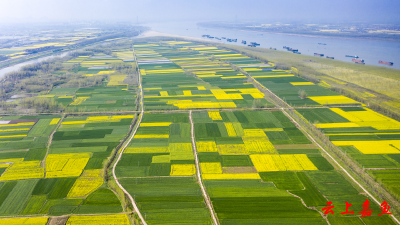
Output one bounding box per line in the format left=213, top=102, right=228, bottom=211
left=0, top=0, right=399, bottom=24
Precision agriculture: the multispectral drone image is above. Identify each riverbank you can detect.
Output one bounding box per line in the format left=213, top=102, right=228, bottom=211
left=146, top=21, right=400, bottom=69
left=199, top=23, right=400, bottom=43
left=138, top=30, right=222, bottom=43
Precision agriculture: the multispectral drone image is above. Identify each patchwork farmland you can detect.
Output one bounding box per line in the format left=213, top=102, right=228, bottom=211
left=0, top=38, right=399, bottom=225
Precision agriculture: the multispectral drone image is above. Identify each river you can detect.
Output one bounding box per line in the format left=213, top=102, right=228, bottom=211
left=0, top=52, right=69, bottom=79
left=145, top=21, right=400, bottom=70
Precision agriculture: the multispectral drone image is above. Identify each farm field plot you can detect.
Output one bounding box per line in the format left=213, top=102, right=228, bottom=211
left=0, top=114, right=133, bottom=218
left=0, top=115, right=61, bottom=163
left=65, top=86, right=137, bottom=112
left=0, top=31, right=96, bottom=61
left=245, top=67, right=361, bottom=107
left=193, top=109, right=324, bottom=224
left=297, top=106, right=400, bottom=198
left=134, top=42, right=273, bottom=110
left=117, top=112, right=213, bottom=224
left=54, top=52, right=138, bottom=112
left=192, top=109, right=393, bottom=224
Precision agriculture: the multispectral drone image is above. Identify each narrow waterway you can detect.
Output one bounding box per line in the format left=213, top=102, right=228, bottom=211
left=0, top=52, right=69, bottom=79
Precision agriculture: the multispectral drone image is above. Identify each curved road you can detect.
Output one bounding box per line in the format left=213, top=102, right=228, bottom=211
left=112, top=49, right=147, bottom=225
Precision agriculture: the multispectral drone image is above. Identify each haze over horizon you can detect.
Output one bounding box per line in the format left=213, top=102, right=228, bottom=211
left=0, top=0, right=399, bottom=24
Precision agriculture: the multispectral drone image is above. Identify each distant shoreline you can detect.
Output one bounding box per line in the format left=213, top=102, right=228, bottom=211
left=137, top=31, right=223, bottom=43
left=199, top=25, right=400, bottom=43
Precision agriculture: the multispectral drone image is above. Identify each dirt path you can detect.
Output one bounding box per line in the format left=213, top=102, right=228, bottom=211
left=189, top=111, right=219, bottom=225
left=42, top=114, right=65, bottom=175
left=111, top=49, right=147, bottom=225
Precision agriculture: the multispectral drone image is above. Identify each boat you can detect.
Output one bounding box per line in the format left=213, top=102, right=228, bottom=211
left=346, top=55, right=359, bottom=58
left=379, top=61, right=393, bottom=66
left=250, top=42, right=260, bottom=46
left=285, top=47, right=297, bottom=52
left=318, top=43, right=327, bottom=45
left=326, top=56, right=334, bottom=59
left=314, top=53, right=324, bottom=57
left=242, top=40, right=247, bottom=44
left=352, top=58, right=365, bottom=64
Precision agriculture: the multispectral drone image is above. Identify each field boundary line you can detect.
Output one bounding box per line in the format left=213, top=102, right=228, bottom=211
left=189, top=110, right=219, bottom=225
left=111, top=48, right=147, bottom=225
left=286, top=190, right=331, bottom=225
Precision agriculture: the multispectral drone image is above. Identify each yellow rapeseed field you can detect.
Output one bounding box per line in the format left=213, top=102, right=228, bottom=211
left=263, top=128, right=284, bottom=131
left=170, top=164, right=196, bottom=176
left=0, top=217, right=49, bottom=225
left=224, top=123, right=237, bottom=137
left=0, top=134, right=27, bottom=139
left=202, top=173, right=261, bottom=180
left=0, top=128, right=30, bottom=132
left=243, top=129, right=267, bottom=137
left=200, top=163, right=223, bottom=174
left=211, top=90, right=243, bottom=100
left=252, top=75, right=294, bottom=78
left=329, top=108, right=400, bottom=130
left=308, top=96, right=360, bottom=105
left=140, top=122, right=172, bottom=127
left=0, top=161, right=44, bottom=181
left=208, top=111, right=222, bottom=120
left=315, top=123, right=360, bottom=128
left=196, top=141, right=218, bottom=152
left=134, top=134, right=169, bottom=138
left=290, top=82, right=315, bottom=86
left=167, top=100, right=237, bottom=109
left=294, top=154, right=318, bottom=170
left=250, top=154, right=317, bottom=172
left=243, top=138, right=276, bottom=154
left=107, top=75, right=127, bottom=86
left=332, top=140, right=400, bottom=154
left=250, top=154, right=279, bottom=172
left=62, top=115, right=133, bottom=125
left=0, top=122, right=34, bottom=127
left=67, top=169, right=103, bottom=198
left=49, top=118, right=60, bottom=125
left=66, top=214, right=130, bottom=225
left=218, top=144, right=248, bottom=155
left=280, top=154, right=303, bottom=171
left=46, top=153, right=90, bottom=178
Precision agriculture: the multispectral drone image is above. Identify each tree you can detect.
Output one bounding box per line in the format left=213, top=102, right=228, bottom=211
left=298, top=89, right=307, bottom=99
